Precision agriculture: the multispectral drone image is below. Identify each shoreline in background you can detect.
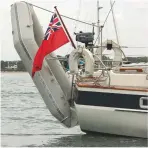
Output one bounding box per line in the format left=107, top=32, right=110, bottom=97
left=1, top=56, right=148, bottom=72
left=1, top=63, right=148, bottom=73
left=1, top=71, right=28, bottom=73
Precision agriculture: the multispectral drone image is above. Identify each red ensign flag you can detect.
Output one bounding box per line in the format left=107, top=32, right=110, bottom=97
left=32, top=12, right=69, bottom=77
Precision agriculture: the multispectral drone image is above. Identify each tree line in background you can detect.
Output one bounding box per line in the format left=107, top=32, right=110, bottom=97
left=124, top=56, right=148, bottom=64
left=1, top=60, right=26, bottom=71
left=1, top=56, right=148, bottom=72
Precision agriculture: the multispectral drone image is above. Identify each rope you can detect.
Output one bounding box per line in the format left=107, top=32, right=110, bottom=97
left=21, top=1, right=99, bottom=27
left=70, top=74, right=75, bottom=103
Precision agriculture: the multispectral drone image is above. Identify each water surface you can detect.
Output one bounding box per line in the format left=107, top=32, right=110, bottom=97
left=1, top=72, right=147, bottom=147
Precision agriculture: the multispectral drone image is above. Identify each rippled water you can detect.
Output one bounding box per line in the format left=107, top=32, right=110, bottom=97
left=1, top=72, right=147, bottom=147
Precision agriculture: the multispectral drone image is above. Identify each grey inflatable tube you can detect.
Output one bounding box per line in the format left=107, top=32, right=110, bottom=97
left=11, top=2, right=78, bottom=127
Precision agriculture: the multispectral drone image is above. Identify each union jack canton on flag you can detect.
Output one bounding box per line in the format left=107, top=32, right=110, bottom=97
left=44, top=13, right=62, bottom=40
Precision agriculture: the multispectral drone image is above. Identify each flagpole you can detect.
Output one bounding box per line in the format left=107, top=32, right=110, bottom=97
left=54, top=6, right=76, bottom=49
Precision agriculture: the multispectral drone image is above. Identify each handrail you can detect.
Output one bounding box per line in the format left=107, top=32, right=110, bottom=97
left=94, top=55, right=111, bottom=86
left=119, top=67, right=143, bottom=72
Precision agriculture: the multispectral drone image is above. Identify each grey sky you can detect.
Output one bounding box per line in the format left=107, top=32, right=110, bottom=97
left=1, top=0, right=148, bottom=61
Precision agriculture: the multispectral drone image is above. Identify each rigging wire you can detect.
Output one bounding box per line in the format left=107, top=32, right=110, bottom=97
left=94, top=1, right=115, bottom=45
left=110, top=0, right=127, bottom=60
left=74, top=0, right=82, bottom=33
left=102, top=1, right=115, bottom=27
left=120, top=46, right=148, bottom=48
left=110, top=0, right=119, bottom=45
left=95, top=46, right=148, bottom=48
left=73, top=0, right=82, bottom=48
left=21, top=1, right=148, bottom=50
left=21, top=1, right=99, bottom=27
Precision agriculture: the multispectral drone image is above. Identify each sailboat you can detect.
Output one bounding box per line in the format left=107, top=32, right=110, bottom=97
left=11, top=1, right=148, bottom=138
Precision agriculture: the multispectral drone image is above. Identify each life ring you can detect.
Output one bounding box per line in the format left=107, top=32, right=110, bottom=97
left=69, top=47, right=94, bottom=76
left=95, top=40, right=125, bottom=67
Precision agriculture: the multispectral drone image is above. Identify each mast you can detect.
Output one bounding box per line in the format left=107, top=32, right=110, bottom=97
left=100, top=25, right=103, bottom=61
left=97, top=0, right=102, bottom=46
left=97, top=0, right=103, bottom=61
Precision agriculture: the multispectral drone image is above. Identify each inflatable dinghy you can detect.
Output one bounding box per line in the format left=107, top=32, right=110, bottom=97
left=11, top=1, right=78, bottom=127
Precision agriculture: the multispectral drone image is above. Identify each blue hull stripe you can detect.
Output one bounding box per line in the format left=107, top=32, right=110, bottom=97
left=76, top=91, right=147, bottom=110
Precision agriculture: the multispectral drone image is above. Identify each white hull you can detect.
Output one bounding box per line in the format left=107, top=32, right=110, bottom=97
left=75, top=86, right=148, bottom=138
left=75, top=104, right=148, bottom=138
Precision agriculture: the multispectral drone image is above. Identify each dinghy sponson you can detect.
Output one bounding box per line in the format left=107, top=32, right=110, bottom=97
left=11, top=1, right=78, bottom=127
